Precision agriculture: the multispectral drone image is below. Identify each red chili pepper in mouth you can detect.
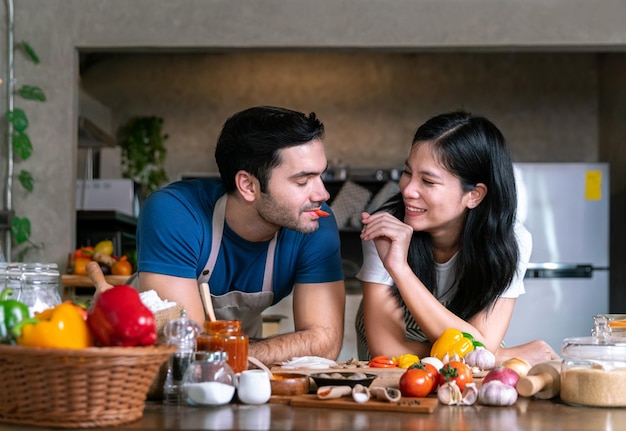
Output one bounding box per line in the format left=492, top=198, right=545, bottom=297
left=313, top=209, right=330, bottom=217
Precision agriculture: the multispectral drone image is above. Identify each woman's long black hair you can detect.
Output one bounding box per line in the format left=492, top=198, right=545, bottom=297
left=381, top=111, right=519, bottom=320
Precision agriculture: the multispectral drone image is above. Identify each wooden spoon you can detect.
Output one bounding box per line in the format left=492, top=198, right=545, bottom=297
left=199, top=282, right=217, bottom=322
left=248, top=356, right=276, bottom=380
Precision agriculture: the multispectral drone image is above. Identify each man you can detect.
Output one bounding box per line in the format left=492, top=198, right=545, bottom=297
left=136, top=106, right=346, bottom=365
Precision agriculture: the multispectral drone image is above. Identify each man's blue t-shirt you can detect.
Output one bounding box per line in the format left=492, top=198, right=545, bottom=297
left=136, top=178, right=344, bottom=304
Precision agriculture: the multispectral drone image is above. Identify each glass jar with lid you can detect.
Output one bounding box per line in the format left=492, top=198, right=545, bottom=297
left=560, top=315, right=626, bottom=407
left=182, top=351, right=236, bottom=406
left=198, top=320, right=249, bottom=373
left=0, top=263, right=62, bottom=316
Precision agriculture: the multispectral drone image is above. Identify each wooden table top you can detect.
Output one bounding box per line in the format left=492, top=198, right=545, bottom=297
left=1, top=397, right=624, bottom=430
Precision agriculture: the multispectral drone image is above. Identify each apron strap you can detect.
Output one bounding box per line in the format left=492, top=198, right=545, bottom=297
left=198, top=194, right=227, bottom=283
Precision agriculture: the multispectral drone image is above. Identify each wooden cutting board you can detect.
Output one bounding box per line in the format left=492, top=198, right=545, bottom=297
left=274, top=393, right=438, bottom=413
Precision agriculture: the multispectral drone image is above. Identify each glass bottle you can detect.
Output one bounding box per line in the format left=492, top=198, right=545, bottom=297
left=182, top=351, right=236, bottom=406
left=163, top=309, right=201, bottom=404
left=198, top=320, right=249, bottom=373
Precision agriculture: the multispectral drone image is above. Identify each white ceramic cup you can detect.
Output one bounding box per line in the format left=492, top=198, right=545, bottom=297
left=236, top=370, right=271, bottom=405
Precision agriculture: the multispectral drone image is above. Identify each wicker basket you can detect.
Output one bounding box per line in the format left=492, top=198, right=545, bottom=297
left=0, top=344, right=175, bottom=428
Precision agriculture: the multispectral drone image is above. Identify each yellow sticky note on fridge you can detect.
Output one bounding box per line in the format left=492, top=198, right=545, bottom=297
left=585, top=170, right=602, bottom=200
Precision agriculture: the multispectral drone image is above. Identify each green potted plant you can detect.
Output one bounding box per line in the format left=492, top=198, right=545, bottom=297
left=117, top=116, right=169, bottom=200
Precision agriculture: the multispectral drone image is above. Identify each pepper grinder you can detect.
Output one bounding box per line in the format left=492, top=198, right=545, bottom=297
left=163, top=309, right=201, bottom=404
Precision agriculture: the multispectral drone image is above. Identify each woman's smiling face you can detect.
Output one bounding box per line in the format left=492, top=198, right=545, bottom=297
left=398, top=141, right=474, bottom=239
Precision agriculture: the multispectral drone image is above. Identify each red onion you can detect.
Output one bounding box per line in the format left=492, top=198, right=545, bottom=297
left=481, top=365, right=520, bottom=387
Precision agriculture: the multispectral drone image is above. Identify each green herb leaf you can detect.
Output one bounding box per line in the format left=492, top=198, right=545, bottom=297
left=12, top=131, right=33, bottom=160
left=18, top=170, right=34, bottom=192
left=19, top=85, right=46, bottom=102
left=21, top=41, right=40, bottom=64
left=11, top=217, right=31, bottom=244
left=5, top=108, right=29, bottom=132
left=17, top=246, right=30, bottom=262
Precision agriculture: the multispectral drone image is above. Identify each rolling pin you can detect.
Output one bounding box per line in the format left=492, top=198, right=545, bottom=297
left=515, top=360, right=562, bottom=399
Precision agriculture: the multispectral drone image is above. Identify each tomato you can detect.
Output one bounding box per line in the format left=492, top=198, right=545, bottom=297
left=421, top=362, right=440, bottom=393
left=438, top=360, right=473, bottom=392
left=368, top=356, right=398, bottom=368
left=73, top=246, right=94, bottom=260
left=399, top=365, right=433, bottom=397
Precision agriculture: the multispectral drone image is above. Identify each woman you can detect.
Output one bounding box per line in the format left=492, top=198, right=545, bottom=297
left=355, top=111, right=558, bottom=366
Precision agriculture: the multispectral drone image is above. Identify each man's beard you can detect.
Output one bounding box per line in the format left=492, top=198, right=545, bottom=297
left=258, top=192, right=319, bottom=234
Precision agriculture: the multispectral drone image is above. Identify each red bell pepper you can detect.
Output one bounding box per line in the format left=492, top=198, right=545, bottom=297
left=314, top=209, right=330, bottom=217
left=368, top=355, right=398, bottom=368
left=87, top=284, right=157, bottom=347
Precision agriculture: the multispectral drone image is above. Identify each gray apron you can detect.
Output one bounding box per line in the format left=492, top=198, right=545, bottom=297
left=197, top=195, right=276, bottom=338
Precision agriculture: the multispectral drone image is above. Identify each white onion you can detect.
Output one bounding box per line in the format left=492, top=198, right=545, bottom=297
left=420, top=356, right=444, bottom=371
left=500, top=357, right=532, bottom=377
left=482, top=366, right=520, bottom=387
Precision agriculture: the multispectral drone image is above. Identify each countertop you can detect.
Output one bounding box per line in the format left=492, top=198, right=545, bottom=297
left=1, top=398, right=625, bottom=431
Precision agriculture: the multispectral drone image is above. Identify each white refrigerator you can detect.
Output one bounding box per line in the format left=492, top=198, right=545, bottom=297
left=504, top=163, right=610, bottom=354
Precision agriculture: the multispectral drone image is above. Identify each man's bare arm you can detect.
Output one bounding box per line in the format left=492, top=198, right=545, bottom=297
left=139, top=272, right=206, bottom=325
left=248, top=280, right=345, bottom=365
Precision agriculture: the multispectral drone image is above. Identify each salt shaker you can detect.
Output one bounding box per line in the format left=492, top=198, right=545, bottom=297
left=163, top=309, right=201, bottom=404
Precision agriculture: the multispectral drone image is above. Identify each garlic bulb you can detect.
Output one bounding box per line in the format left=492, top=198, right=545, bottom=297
left=437, top=381, right=478, bottom=406
left=478, top=380, right=518, bottom=406
left=464, top=348, right=496, bottom=370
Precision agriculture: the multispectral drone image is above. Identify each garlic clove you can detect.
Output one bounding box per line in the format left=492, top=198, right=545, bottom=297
left=461, top=382, right=479, bottom=405
left=437, top=381, right=464, bottom=405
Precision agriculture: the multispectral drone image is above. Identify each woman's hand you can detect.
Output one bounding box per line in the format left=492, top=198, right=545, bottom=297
left=360, top=212, right=414, bottom=274
left=496, top=339, right=560, bottom=366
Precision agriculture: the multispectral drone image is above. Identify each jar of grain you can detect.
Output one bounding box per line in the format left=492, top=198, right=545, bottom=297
left=561, top=317, right=626, bottom=407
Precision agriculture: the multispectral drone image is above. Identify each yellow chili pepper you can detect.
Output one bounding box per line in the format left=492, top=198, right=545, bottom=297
left=430, top=328, right=475, bottom=360
left=13, top=301, right=93, bottom=349
left=396, top=353, right=421, bottom=369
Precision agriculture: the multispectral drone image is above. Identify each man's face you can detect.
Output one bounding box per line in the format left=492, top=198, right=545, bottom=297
left=257, top=139, right=330, bottom=234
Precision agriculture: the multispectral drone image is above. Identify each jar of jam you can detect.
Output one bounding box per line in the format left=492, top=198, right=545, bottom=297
left=198, top=320, right=249, bottom=373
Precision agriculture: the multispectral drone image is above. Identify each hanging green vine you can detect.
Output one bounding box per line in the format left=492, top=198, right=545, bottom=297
left=4, top=41, right=45, bottom=261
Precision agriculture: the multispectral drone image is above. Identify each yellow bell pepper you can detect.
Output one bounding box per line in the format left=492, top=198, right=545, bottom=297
left=430, top=328, right=477, bottom=360
left=395, top=353, right=421, bottom=369
left=13, top=301, right=93, bottom=349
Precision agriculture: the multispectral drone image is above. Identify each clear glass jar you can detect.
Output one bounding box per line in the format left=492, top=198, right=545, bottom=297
left=182, top=351, right=236, bottom=406
left=561, top=315, right=626, bottom=407
left=198, top=320, right=249, bottom=373
left=1, top=263, right=62, bottom=316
